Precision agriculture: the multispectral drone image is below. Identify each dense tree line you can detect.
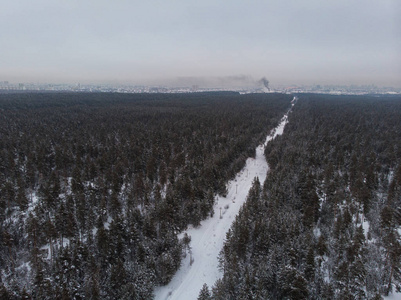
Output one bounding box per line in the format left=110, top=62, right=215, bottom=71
left=211, top=94, right=401, bottom=299
left=0, top=91, right=291, bottom=298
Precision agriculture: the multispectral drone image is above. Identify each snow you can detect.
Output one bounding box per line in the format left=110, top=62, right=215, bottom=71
left=30, top=192, right=38, bottom=205
left=313, top=227, right=321, bottom=238
left=16, top=262, right=31, bottom=273
left=153, top=108, right=291, bottom=300
left=362, top=218, right=370, bottom=239
left=40, top=244, right=52, bottom=260
left=385, top=293, right=401, bottom=300
left=104, top=216, right=113, bottom=230
left=27, top=191, right=39, bottom=213
left=40, top=238, right=71, bottom=261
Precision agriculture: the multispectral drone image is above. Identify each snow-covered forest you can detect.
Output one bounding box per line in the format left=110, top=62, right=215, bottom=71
left=154, top=102, right=292, bottom=300
left=211, top=94, right=401, bottom=299
left=1, top=92, right=401, bottom=299
left=0, top=92, right=291, bottom=299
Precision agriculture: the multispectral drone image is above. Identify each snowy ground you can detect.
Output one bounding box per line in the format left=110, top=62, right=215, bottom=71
left=385, top=294, right=401, bottom=300
left=153, top=110, right=290, bottom=300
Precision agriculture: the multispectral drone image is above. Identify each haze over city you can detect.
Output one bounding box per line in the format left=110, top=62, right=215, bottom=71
left=1, top=0, right=400, bottom=88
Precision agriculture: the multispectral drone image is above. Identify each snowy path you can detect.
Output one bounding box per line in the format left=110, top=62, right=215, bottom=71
left=153, top=106, right=292, bottom=300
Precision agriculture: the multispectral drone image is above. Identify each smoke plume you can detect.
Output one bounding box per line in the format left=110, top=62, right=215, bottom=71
left=259, top=77, right=269, bottom=90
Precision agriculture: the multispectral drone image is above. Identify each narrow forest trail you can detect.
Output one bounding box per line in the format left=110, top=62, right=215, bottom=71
left=154, top=98, right=295, bottom=300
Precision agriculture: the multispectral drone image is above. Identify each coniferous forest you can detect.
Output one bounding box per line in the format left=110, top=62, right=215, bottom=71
left=0, top=92, right=292, bottom=299
left=212, top=94, right=401, bottom=299
left=1, top=92, right=401, bottom=299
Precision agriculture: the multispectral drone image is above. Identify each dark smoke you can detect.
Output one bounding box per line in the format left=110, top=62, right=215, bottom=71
left=259, top=77, right=269, bottom=90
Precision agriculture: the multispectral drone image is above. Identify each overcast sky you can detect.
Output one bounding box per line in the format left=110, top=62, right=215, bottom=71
left=1, top=0, right=400, bottom=87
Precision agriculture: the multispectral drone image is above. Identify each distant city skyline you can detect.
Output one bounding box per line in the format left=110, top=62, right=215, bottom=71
left=1, top=0, right=400, bottom=87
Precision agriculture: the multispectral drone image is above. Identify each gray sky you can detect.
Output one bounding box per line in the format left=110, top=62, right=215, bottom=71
left=1, top=0, right=400, bottom=87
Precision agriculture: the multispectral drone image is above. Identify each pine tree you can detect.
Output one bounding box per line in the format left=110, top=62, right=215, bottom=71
left=211, top=279, right=227, bottom=300
left=44, top=218, right=57, bottom=262
left=381, top=205, right=401, bottom=295
left=108, top=259, right=127, bottom=299
left=198, top=283, right=212, bottom=300
left=280, top=266, right=309, bottom=299
left=0, top=283, right=10, bottom=300
left=96, top=224, right=109, bottom=267
left=305, top=247, right=315, bottom=281
left=16, top=185, right=28, bottom=211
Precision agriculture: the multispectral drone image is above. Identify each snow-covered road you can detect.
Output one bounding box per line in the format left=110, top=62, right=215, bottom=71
left=154, top=105, right=292, bottom=300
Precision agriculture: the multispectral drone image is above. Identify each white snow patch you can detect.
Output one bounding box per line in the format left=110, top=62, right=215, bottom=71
left=40, top=244, right=52, bottom=260
left=104, top=216, right=113, bottom=230
left=16, top=262, right=31, bottom=273
left=313, top=227, right=321, bottom=238
left=153, top=109, right=291, bottom=300
left=385, top=292, right=401, bottom=300
left=362, top=218, right=370, bottom=239
left=30, top=193, right=39, bottom=205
